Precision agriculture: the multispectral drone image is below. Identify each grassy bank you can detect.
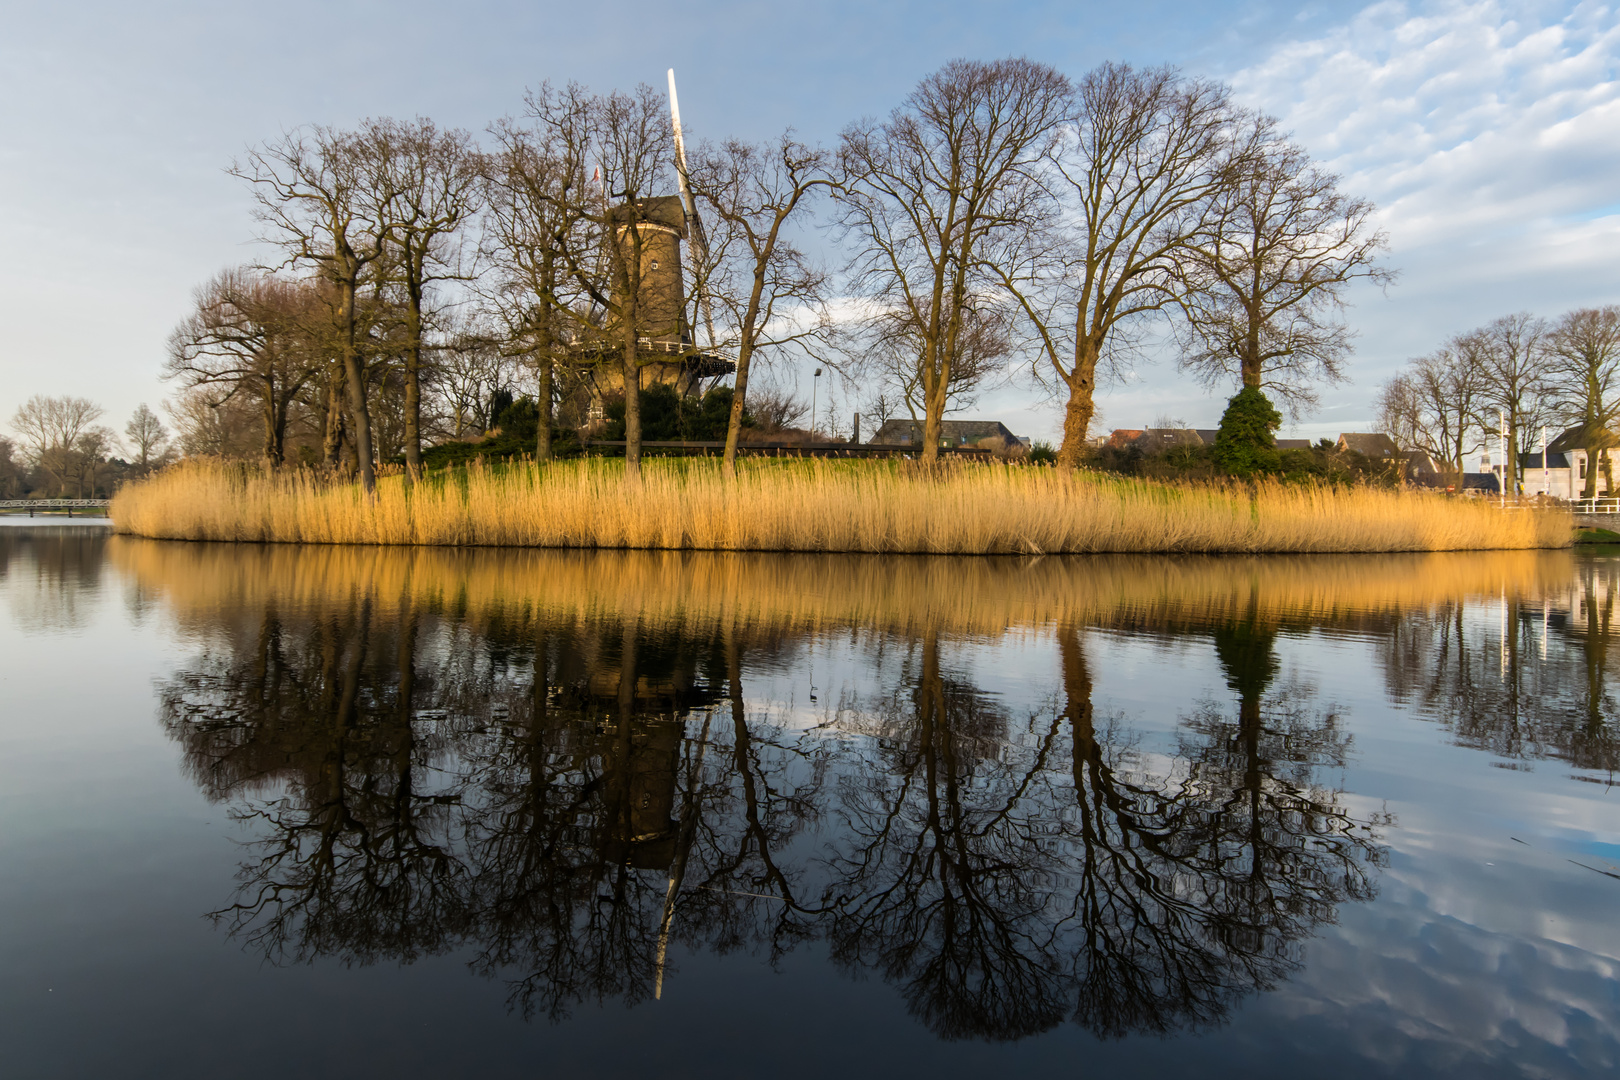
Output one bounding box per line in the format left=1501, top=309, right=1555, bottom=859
left=109, top=458, right=1570, bottom=553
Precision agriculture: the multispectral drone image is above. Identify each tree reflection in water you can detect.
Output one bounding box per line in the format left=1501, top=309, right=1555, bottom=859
left=154, top=569, right=1392, bottom=1042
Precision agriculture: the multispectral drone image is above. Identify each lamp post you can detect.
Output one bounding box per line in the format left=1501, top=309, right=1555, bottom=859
left=811, top=367, right=822, bottom=441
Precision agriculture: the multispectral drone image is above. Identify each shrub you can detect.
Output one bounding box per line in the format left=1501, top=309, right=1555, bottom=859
left=600, top=384, right=740, bottom=443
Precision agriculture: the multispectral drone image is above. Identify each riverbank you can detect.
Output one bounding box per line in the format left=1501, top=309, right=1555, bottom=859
left=109, top=458, right=1570, bottom=553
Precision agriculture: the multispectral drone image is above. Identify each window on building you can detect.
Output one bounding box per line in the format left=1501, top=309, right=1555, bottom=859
left=1581, top=459, right=1587, bottom=479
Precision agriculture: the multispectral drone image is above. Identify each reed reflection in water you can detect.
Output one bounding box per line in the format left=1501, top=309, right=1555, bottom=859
left=113, top=539, right=1615, bottom=1043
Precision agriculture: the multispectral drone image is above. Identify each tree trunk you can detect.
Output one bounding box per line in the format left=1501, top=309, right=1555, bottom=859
left=339, top=280, right=377, bottom=496
left=1242, top=349, right=1263, bottom=390
left=921, top=376, right=947, bottom=464
left=403, top=283, right=424, bottom=486
left=1056, top=338, right=1101, bottom=468
left=262, top=389, right=281, bottom=470
left=722, top=341, right=753, bottom=479
left=535, top=351, right=553, bottom=463
left=723, top=264, right=771, bottom=479
left=622, top=339, right=642, bottom=482
left=535, top=249, right=557, bottom=464
left=323, top=370, right=347, bottom=473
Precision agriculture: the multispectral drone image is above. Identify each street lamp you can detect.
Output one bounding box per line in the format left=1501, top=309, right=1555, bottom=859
left=811, top=367, right=822, bottom=441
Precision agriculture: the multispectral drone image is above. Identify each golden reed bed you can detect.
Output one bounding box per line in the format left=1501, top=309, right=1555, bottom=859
left=110, top=537, right=1575, bottom=642
left=110, top=458, right=1570, bottom=555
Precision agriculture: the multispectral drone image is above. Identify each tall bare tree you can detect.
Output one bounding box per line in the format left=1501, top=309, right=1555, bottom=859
left=838, top=58, right=1070, bottom=463
left=864, top=301, right=1012, bottom=432
left=358, top=118, right=482, bottom=480
left=483, top=114, right=593, bottom=462
left=689, top=134, right=836, bottom=475
left=1471, top=314, right=1551, bottom=496
left=526, top=82, right=676, bottom=480
left=1174, top=120, right=1391, bottom=414
left=999, top=64, right=1240, bottom=466
left=10, top=395, right=107, bottom=496
left=233, top=127, right=389, bottom=494
left=1376, top=346, right=1483, bottom=483
left=166, top=268, right=326, bottom=467
left=1547, top=306, right=1620, bottom=497
left=124, top=404, right=169, bottom=470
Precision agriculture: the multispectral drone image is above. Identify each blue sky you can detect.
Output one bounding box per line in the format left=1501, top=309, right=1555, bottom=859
left=2, top=0, right=1617, bottom=447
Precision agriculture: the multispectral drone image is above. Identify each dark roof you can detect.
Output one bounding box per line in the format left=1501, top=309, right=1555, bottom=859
left=1547, top=423, right=1616, bottom=455
left=1337, top=432, right=1400, bottom=457
left=1460, top=472, right=1501, bottom=492
left=870, top=419, right=1018, bottom=445
left=1520, top=451, right=1570, bottom=469
left=1275, top=438, right=1311, bottom=450
left=1403, top=451, right=1444, bottom=474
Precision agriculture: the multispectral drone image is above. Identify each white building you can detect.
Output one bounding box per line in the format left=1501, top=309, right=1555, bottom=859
left=1496, top=425, right=1616, bottom=500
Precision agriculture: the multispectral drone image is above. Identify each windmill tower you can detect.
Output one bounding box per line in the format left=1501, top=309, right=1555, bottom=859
left=570, top=71, right=731, bottom=423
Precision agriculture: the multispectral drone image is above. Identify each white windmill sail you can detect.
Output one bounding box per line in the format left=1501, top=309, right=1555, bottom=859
left=667, top=69, right=717, bottom=351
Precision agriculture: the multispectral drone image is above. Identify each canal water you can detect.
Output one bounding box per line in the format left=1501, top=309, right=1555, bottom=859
left=1, top=522, right=1617, bottom=1078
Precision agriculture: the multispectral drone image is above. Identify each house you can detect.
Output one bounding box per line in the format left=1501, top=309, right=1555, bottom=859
left=1336, top=432, right=1401, bottom=460
left=1460, top=472, right=1501, bottom=496
left=1517, top=450, right=1576, bottom=498
left=869, top=419, right=1021, bottom=449
left=1542, top=424, right=1616, bottom=498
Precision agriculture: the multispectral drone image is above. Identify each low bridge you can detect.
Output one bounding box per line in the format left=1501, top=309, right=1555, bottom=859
left=0, top=500, right=111, bottom=517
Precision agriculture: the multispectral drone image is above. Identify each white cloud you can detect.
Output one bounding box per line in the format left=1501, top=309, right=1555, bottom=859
left=1083, top=1, right=1620, bottom=440
left=1233, top=1, right=1620, bottom=271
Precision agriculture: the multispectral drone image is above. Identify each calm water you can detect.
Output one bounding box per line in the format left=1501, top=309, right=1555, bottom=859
left=2, top=522, right=1618, bottom=1079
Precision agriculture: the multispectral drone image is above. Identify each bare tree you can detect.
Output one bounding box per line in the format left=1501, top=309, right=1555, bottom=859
left=1547, top=306, right=1620, bottom=498
left=744, top=385, right=809, bottom=434
left=864, top=300, right=1012, bottom=427
left=10, top=395, right=106, bottom=496
left=526, top=82, right=676, bottom=481
left=690, top=134, right=836, bottom=474
left=166, top=268, right=326, bottom=467
left=124, top=403, right=169, bottom=471
left=1377, top=347, right=1483, bottom=483
left=358, top=117, right=482, bottom=480
left=838, top=58, right=1069, bottom=463
left=166, top=386, right=263, bottom=459
left=432, top=319, right=521, bottom=440
left=999, top=64, right=1240, bottom=466
left=1175, top=120, right=1391, bottom=415
left=483, top=114, right=594, bottom=461
left=233, top=127, right=389, bottom=494
left=1470, top=314, right=1551, bottom=496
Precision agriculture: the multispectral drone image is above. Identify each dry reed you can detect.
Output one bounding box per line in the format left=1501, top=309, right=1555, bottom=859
left=110, top=457, right=1571, bottom=554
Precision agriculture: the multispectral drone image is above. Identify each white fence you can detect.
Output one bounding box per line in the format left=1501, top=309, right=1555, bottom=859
left=0, top=500, right=111, bottom=514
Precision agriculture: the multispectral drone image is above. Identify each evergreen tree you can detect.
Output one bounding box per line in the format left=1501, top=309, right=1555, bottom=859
left=1212, top=386, right=1282, bottom=477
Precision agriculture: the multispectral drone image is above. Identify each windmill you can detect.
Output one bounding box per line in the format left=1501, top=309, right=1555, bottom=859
left=562, top=72, right=734, bottom=427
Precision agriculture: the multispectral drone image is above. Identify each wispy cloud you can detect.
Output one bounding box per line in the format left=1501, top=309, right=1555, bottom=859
left=1233, top=1, right=1620, bottom=269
